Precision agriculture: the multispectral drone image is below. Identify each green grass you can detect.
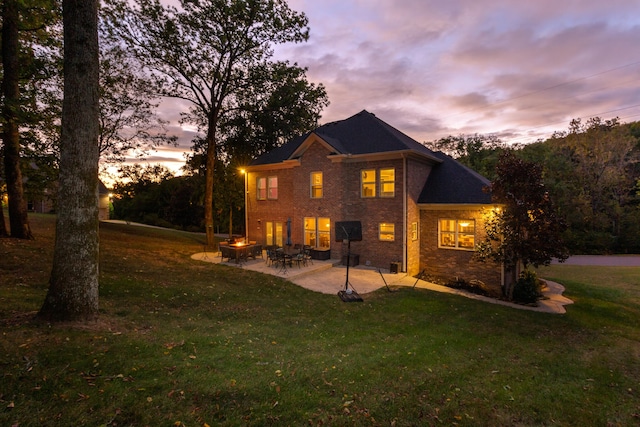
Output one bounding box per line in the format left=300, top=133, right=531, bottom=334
left=1, top=214, right=639, bottom=426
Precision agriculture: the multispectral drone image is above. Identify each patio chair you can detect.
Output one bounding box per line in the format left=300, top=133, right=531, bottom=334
left=266, top=248, right=280, bottom=267
left=250, top=244, right=263, bottom=260
left=303, top=245, right=314, bottom=265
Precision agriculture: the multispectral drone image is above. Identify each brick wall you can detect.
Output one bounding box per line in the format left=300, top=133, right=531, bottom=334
left=419, top=208, right=503, bottom=293
left=247, top=140, right=411, bottom=269
left=405, top=159, right=432, bottom=275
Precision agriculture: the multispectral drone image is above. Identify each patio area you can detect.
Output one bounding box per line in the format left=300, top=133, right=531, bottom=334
left=190, top=248, right=572, bottom=313
left=190, top=248, right=404, bottom=295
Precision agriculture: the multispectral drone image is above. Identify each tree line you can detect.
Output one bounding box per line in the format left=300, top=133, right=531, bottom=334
left=427, top=117, right=640, bottom=254
left=1, top=0, right=328, bottom=243
left=1, top=0, right=328, bottom=321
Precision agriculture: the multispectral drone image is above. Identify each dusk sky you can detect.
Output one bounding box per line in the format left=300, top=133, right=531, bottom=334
left=142, top=0, right=640, bottom=173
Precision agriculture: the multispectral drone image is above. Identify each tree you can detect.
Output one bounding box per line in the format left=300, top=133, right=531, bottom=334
left=2, top=0, right=33, bottom=239
left=218, top=61, right=328, bottom=163
left=476, top=151, right=568, bottom=300
left=39, top=0, right=100, bottom=321
left=184, top=61, right=328, bottom=237
left=103, top=0, right=311, bottom=246
left=110, top=163, right=174, bottom=224
left=1, top=0, right=60, bottom=238
left=0, top=159, right=7, bottom=236
left=425, top=134, right=506, bottom=180
left=520, top=118, right=640, bottom=253
left=97, top=41, right=177, bottom=164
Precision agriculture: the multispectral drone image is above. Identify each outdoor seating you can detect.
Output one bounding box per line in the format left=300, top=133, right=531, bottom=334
left=219, top=244, right=233, bottom=262
left=303, top=245, right=313, bottom=265
left=250, top=244, right=263, bottom=259
left=266, top=247, right=280, bottom=267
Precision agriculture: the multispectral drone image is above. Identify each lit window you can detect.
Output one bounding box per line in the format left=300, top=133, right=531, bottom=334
left=318, top=217, right=331, bottom=248
left=379, top=223, right=395, bottom=241
left=304, top=217, right=317, bottom=247
left=361, top=169, right=376, bottom=198
left=379, top=168, right=395, bottom=197
left=257, top=177, right=267, bottom=200
left=310, top=172, right=323, bottom=198
left=439, top=219, right=475, bottom=250
left=304, top=217, right=331, bottom=248
left=267, top=176, right=278, bottom=200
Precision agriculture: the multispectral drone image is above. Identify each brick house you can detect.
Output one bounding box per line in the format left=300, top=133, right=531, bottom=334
left=245, top=110, right=503, bottom=291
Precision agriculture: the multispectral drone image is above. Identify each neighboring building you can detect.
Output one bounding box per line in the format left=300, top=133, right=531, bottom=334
left=246, top=110, right=503, bottom=291
left=27, top=180, right=112, bottom=221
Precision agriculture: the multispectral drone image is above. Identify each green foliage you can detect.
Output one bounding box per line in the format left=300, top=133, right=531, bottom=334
left=102, top=0, right=321, bottom=245
left=476, top=151, right=569, bottom=299
left=425, top=133, right=507, bottom=180
left=513, top=270, right=542, bottom=304
left=519, top=118, right=640, bottom=254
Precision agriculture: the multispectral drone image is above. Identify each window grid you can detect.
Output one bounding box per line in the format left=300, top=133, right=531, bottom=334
left=379, top=168, right=395, bottom=197
left=257, top=177, right=267, bottom=200
left=361, top=169, right=376, bottom=198
left=310, top=172, right=323, bottom=198
left=267, top=176, right=278, bottom=200
left=379, top=223, right=395, bottom=241
left=439, top=219, right=475, bottom=250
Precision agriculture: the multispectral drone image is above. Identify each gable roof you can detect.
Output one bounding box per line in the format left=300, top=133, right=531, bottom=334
left=250, top=109, right=492, bottom=205
left=251, top=110, right=440, bottom=165
left=418, top=151, right=492, bottom=204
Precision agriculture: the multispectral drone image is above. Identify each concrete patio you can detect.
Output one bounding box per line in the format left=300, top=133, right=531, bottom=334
left=191, top=249, right=573, bottom=314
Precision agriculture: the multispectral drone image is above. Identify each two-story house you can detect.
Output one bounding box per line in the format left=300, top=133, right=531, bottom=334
left=245, top=110, right=503, bottom=291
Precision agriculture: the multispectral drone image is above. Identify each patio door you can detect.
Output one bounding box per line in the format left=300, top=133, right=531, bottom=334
left=265, top=221, right=284, bottom=247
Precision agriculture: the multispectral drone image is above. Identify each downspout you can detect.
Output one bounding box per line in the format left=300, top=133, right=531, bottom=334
left=403, top=155, right=407, bottom=272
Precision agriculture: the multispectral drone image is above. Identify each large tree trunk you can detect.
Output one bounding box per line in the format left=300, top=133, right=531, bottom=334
left=39, top=0, right=100, bottom=322
left=204, top=112, right=218, bottom=247
left=2, top=0, right=33, bottom=240
left=0, top=195, right=7, bottom=237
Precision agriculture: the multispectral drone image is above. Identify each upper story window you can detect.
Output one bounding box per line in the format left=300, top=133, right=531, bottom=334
left=257, top=176, right=278, bottom=200
left=310, top=172, right=323, bottom=198
left=267, top=176, right=278, bottom=199
left=361, top=168, right=396, bottom=198
left=361, top=169, right=376, bottom=198
left=257, top=177, right=267, bottom=200
left=379, top=168, right=395, bottom=197
left=439, top=219, right=475, bottom=250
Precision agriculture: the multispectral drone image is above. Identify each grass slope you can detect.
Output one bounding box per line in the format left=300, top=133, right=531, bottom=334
left=1, top=214, right=639, bottom=426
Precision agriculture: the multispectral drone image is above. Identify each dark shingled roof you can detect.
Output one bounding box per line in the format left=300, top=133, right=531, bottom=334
left=418, top=151, right=492, bottom=204
left=251, top=110, right=492, bottom=205
left=251, top=110, right=437, bottom=165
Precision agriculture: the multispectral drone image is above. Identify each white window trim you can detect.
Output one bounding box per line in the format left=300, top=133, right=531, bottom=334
left=310, top=171, right=323, bottom=199
left=438, top=219, right=475, bottom=251
left=379, top=223, right=395, bottom=241
left=267, top=176, right=278, bottom=200
left=257, top=177, right=267, bottom=200
left=379, top=168, right=395, bottom=198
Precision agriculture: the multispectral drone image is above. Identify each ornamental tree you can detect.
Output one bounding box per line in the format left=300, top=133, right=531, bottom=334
left=476, top=151, right=569, bottom=300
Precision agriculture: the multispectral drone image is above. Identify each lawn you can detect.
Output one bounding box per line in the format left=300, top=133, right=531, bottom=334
left=1, top=214, right=639, bottom=426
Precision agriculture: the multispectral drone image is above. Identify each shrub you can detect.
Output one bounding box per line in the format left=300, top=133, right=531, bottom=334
left=513, top=270, right=542, bottom=304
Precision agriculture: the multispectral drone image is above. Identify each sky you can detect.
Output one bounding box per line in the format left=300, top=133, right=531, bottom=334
left=138, top=0, right=640, bottom=175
